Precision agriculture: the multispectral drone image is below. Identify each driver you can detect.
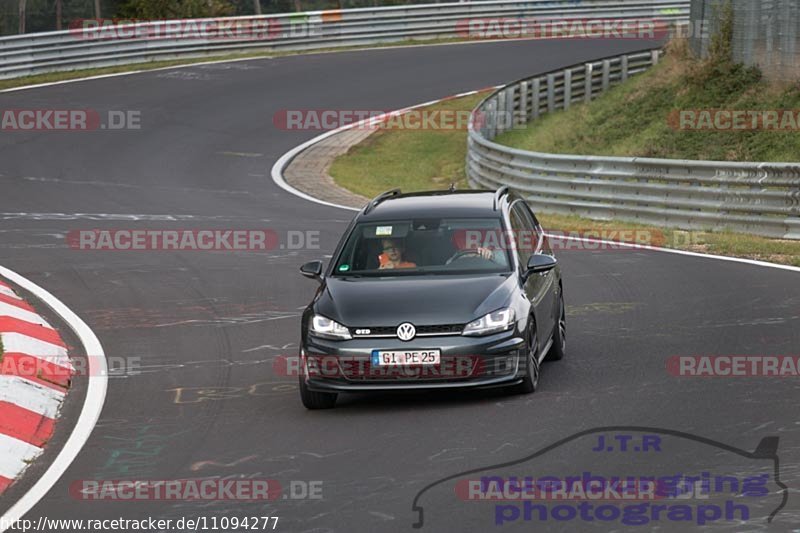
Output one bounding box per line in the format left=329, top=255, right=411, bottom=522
left=378, top=238, right=417, bottom=269
left=447, top=232, right=497, bottom=264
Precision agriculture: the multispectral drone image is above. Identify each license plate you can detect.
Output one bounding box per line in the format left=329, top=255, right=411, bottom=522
left=371, top=349, right=440, bottom=366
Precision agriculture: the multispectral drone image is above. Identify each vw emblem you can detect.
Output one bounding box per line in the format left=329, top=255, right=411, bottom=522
left=396, top=322, right=416, bottom=341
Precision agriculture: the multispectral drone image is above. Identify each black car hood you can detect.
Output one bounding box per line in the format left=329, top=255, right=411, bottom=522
left=316, top=274, right=515, bottom=326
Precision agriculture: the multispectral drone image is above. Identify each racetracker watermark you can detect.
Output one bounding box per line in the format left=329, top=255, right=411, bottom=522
left=455, top=18, right=668, bottom=40
left=667, top=356, right=800, bottom=377
left=275, top=354, right=515, bottom=379
left=1, top=109, right=140, bottom=131
left=456, top=476, right=666, bottom=502
left=68, top=18, right=296, bottom=41
left=273, top=109, right=491, bottom=131
left=69, top=479, right=322, bottom=501
left=67, top=229, right=319, bottom=251
left=451, top=229, right=705, bottom=252
left=0, top=355, right=140, bottom=379
left=668, top=109, right=800, bottom=131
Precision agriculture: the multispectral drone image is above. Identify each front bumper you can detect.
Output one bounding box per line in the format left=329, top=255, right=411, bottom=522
left=301, top=329, right=526, bottom=392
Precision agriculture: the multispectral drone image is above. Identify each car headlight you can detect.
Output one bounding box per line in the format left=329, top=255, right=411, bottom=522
left=309, top=314, right=351, bottom=340
left=462, top=308, right=516, bottom=336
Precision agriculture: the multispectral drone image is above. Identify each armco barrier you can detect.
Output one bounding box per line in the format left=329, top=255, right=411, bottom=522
left=0, top=0, right=689, bottom=79
left=467, top=50, right=800, bottom=239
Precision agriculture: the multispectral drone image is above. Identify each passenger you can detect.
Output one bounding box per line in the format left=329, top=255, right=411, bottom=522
left=378, top=239, right=417, bottom=269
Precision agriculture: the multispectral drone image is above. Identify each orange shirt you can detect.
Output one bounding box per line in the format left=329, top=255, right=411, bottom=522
left=378, top=253, right=416, bottom=269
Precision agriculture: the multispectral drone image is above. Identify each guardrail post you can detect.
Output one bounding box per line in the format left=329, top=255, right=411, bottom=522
left=532, top=78, right=541, bottom=120
left=486, top=99, right=497, bottom=140
left=563, top=69, right=572, bottom=110
left=584, top=63, right=593, bottom=103
left=601, top=60, right=610, bottom=92
left=651, top=50, right=660, bottom=66
left=505, top=86, right=516, bottom=131
left=547, top=73, right=556, bottom=113
left=621, top=55, right=629, bottom=82
left=518, top=81, right=528, bottom=126
left=496, top=90, right=506, bottom=135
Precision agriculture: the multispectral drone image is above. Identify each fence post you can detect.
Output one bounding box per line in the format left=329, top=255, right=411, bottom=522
left=601, top=60, right=610, bottom=92
left=532, top=78, right=541, bottom=119
left=496, top=90, right=506, bottom=135
left=505, top=86, right=516, bottom=130
left=584, top=63, right=593, bottom=102
left=518, top=80, right=528, bottom=126
left=547, top=73, right=556, bottom=112
left=563, top=68, right=572, bottom=109
left=621, top=55, right=629, bottom=81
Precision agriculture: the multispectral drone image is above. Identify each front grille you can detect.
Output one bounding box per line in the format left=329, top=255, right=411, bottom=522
left=351, top=324, right=464, bottom=338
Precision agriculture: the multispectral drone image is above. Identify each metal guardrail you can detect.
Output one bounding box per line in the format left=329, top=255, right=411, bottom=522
left=467, top=50, right=800, bottom=239
left=0, top=0, right=689, bottom=79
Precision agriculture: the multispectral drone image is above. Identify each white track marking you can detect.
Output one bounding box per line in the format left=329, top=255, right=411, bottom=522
left=0, top=435, right=41, bottom=480
left=0, top=302, right=52, bottom=327
left=0, top=376, right=64, bottom=418
left=547, top=234, right=800, bottom=274
left=0, top=265, right=106, bottom=533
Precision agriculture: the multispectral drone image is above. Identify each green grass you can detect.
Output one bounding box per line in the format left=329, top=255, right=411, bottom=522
left=330, top=93, right=486, bottom=198
left=329, top=86, right=800, bottom=267
left=495, top=40, right=800, bottom=162
left=0, top=36, right=470, bottom=92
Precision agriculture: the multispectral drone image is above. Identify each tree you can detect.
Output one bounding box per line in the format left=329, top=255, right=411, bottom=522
left=19, top=0, right=27, bottom=33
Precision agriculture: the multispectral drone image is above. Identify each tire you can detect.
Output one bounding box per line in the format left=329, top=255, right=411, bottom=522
left=299, top=376, right=337, bottom=409
left=546, top=289, right=566, bottom=362
left=512, top=323, right=540, bottom=395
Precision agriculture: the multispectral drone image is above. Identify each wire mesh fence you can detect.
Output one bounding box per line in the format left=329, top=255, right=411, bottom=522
left=692, top=0, right=800, bottom=82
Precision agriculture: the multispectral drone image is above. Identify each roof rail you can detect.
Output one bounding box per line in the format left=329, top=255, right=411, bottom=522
left=364, top=188, right=401, bottom=214
left=493, top=186, right=509, bottom=210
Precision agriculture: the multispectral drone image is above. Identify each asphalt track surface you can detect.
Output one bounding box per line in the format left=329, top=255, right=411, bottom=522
left=1, top=38, right=799, bottom=532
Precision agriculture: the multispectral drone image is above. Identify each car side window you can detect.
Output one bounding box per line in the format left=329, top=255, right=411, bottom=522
left=509, top=202, right=534, bottom=268
left=517, top=201, right=542, bottom=252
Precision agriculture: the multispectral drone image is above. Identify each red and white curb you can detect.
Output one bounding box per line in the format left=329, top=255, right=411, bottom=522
left=0, top=279, right=73, bottom=496
left=0, top=265, right=105, bottom=533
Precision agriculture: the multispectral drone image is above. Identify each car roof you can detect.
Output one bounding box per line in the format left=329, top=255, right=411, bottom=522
left=357, top=190, right=508, bottom=221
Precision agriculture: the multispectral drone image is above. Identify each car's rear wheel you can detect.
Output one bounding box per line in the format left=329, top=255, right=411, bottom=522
left=299, top=376, right=338, bottom=409
left=512, top=323, right=539, bottom=394
left=546, top=289, right=566, bottom=361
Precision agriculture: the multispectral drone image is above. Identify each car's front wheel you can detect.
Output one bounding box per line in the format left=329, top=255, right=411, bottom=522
left=546, top=289, right=566, bottom=361
left=299, top=376, right=338, bottom=409
left=512, top=323, right=540, bottom=394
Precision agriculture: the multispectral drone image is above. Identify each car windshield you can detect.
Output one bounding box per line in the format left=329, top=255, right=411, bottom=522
left=332, top=217, right=512, bottom=276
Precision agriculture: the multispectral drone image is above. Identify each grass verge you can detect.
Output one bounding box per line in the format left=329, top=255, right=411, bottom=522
left=495, top=39, right=800, bottom=162
left=329, top=91, right=800, bottom=267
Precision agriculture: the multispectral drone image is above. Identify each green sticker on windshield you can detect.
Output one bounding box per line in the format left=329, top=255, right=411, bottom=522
left=375, top=226, right=393, bottom=236
left=338, top=264, right=350, bottom=271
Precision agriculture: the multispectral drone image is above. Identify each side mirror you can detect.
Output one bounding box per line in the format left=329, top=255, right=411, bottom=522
left=300, top=260, right=324, bottom=280
left=526, top=254, right=557, bottom=276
